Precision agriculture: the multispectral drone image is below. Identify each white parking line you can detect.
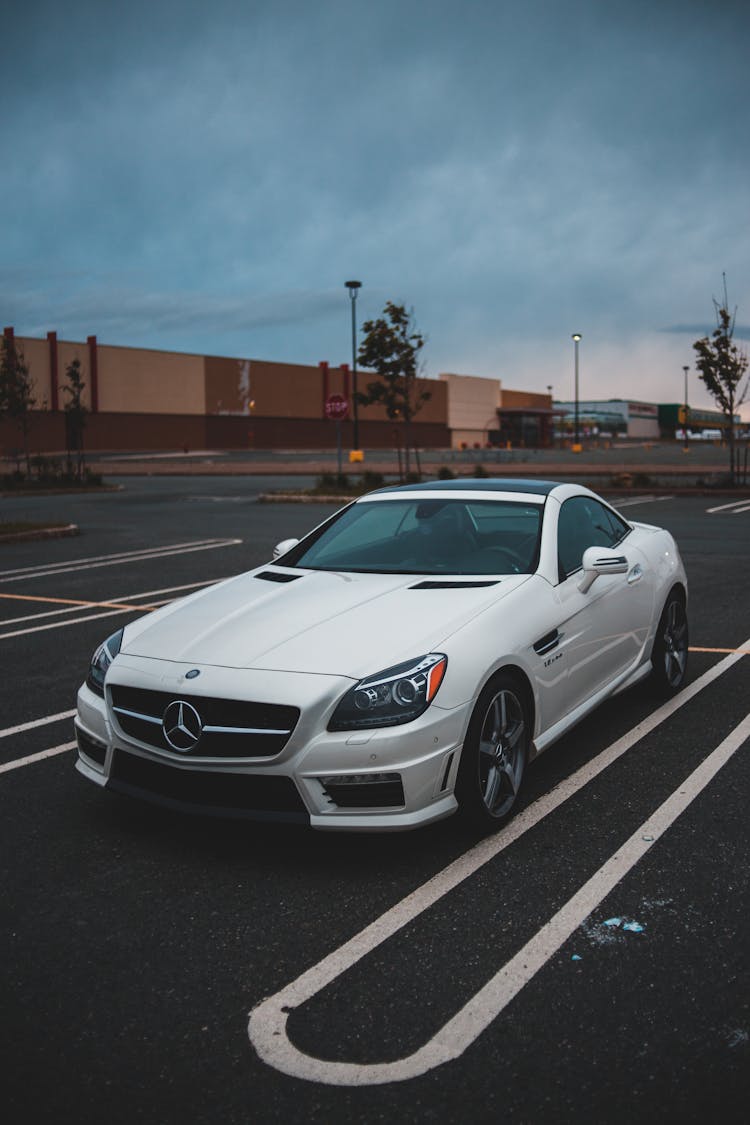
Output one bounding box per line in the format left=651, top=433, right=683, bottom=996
left=612, top=495, right=673, bottom=508
left=0, top=577, right=237, bottom=641
left=706, top=500, right=750, bottom=514
left=0, top=539, right=242, bottom=584
left=248, top=641, right=750, bottom=1086
left=0, top=741, right=77, bottom=774
left=0, top=606, right=143, bottom=641
left=0, top=578, right=221, bottom=627
left=0, top=710, right=76, bottom=740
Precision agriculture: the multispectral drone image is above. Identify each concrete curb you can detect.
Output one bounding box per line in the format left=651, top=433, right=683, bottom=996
left=258, top=486, right=750, bottom=504
left=0, top=523, right=80, bottom=544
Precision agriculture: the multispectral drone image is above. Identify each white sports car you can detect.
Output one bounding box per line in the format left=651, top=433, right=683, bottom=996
left=75, top=480, right=688, bottom=832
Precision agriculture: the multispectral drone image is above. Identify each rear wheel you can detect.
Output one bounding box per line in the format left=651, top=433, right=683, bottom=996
left=650, top=592, right=689, bottom=694
left=456, top=674, right=529, bottom=830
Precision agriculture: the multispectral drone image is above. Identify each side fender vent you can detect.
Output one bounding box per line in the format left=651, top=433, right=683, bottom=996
left=533, top=629, right=560, bottom=656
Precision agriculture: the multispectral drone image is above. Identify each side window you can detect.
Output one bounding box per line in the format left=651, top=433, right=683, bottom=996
left=597, top=504, right=630, bottom=544
left=557, top=497, right=629, bottom=580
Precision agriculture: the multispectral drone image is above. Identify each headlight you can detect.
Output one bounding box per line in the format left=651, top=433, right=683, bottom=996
left=328, top=653, right=447, bottom=731
left=86, top=629, right=124, bottom=697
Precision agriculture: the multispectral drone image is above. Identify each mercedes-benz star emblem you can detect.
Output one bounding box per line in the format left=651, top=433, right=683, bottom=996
left=162, top=700, right=203, bottom=753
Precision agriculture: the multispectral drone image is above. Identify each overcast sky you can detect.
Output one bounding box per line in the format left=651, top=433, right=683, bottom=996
left=3, top=0, right=749, bottom=417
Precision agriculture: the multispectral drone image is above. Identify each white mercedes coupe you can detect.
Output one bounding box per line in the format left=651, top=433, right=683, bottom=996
left=75, top=480, right=688, bottom=832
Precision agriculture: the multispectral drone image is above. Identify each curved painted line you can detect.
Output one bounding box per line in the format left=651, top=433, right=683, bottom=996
left=250, top=711, right=750, bottom=1085
left=248, top=648, right=749, bottom=1086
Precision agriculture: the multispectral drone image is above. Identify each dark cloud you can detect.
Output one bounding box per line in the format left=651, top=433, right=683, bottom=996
left=2, top=0, right=749, bottom=412
left=660, top=324, right=750, bottom=340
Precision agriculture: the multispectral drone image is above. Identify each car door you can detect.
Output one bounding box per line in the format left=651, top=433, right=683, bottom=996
left=551, top=496, right=652, bottom=713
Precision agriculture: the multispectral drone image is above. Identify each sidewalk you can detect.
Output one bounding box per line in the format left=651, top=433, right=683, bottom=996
left=85, top=443, right=750, bottom=491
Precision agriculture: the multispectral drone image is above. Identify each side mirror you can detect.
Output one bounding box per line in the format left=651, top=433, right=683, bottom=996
left=579, top=546, right=628, bottom=593
left=272, top=538, right=300, bottom=561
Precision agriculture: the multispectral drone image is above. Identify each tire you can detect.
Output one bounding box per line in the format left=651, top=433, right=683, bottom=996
left=650, top=591, right=689, bottom=695
left=456, top=673, right=529, bottom=831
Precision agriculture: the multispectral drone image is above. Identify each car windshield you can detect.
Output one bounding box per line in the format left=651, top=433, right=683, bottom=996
left=278, top=497, right=544, bottom=575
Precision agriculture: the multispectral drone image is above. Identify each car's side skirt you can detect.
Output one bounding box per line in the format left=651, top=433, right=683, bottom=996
left=531, top=657, right=652, bottom=759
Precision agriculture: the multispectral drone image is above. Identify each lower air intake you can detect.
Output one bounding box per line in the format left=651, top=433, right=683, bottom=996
left=108, top=750, right=308, bottom=822
left=321, top=773, right=405, bottom=809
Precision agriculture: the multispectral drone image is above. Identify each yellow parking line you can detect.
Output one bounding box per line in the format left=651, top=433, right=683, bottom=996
left=690, top=646, right=750, bottom=655
left=1, top=594, right=746, bottom=653
left=0, top=593, right=157, bottom=612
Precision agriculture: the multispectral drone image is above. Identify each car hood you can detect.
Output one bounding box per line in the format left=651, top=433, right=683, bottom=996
left=122, top=567, right=532, bottom=679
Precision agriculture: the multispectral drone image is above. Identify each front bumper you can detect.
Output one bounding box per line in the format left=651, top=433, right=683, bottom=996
left=74, top=669, right=467, bottom=832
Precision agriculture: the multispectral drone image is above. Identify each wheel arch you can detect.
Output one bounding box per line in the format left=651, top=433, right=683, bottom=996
left=454, top=661, right=535, bottom=828
left=650, top=580, right=688, bottom=651
left=470, top=662, right=536, bottom=748
left=667, top=580, right=688, bottom=607
left=648, top=582, right=690, bottom=695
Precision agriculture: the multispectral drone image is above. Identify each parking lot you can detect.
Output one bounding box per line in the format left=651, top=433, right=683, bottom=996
left=1, top=477, right=748, bottom=1124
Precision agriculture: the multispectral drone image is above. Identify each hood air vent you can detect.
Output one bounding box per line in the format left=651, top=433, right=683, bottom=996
left=409, top=580, right=500, bottom=590
left=255, top=570, right=302, bottom=584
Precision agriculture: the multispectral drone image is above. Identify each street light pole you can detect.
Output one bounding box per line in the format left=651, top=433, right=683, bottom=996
left=345, top=281, right=362, bottom=451
left=683, top=365, right=690, bottom=452
left=572, top=334, right=582, bottom=449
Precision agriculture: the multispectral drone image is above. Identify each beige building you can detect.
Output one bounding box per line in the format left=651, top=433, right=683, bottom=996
left=440, top=372, right=555, bottom=449
left=439, top=373, right=501, bottom=447
left=1, top=327, right=553, bottom=453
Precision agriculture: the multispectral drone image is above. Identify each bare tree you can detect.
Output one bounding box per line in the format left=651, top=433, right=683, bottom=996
left=693, top=278, right=749, bottom=486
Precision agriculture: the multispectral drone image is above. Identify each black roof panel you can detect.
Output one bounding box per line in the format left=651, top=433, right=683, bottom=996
left=372, top=478, right=559, bottom=497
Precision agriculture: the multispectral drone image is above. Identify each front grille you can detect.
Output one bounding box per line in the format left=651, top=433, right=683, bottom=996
left=109, top=685, right=299, bottom=759
left=109, top=749, right=308, bottom=821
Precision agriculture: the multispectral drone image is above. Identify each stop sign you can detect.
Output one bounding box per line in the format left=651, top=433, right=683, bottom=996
left=325, top=393, right=349, bottom=421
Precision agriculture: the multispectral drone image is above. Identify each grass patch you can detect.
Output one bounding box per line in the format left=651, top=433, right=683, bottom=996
left=1, top=469, right=103, bottom=491
left=310, top=470, right=388, bottom=494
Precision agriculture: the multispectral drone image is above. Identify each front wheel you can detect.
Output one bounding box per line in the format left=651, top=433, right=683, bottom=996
left=650, top=592, right=689, bottom=694
left=456, top=674, right=529, bottom=831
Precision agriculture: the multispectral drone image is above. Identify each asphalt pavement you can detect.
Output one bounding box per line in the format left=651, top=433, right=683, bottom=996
left=0, top=478, right=748, bottom=1124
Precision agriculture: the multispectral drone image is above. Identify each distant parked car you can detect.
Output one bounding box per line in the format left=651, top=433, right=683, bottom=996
left=75, top=479, right=688, bottom=832
left=677, top=428, right=723, bottom=441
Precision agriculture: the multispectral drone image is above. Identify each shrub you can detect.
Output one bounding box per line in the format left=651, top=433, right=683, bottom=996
left=317, top=472, right=350, bottom=491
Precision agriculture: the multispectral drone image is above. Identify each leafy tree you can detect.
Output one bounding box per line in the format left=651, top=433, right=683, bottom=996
left=693, top=284, right=749, bottom=485
left=0, top=336, right=36, bottom=476
left=61, top=357, right=88, bottom=479
left=356, top=301, right=430, bottom=479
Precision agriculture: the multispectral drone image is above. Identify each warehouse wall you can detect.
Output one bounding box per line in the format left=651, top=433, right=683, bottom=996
left=0, top=333, right=451, bottom=453
left=98, top=345, right=205, bottom=415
